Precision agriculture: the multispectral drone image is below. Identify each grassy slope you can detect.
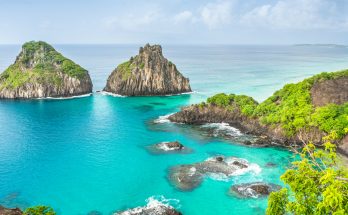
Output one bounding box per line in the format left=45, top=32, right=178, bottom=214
left=205, top=70, right=348, bottom=138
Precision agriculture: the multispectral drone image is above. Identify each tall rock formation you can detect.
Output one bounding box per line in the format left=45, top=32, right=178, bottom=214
left=104, top=44, right=191, bottom=96
left=0, top=41, right=93, bottom=99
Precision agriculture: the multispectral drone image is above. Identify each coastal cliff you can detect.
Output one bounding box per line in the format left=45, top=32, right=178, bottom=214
left=0, top=41, right=93, bottom=99
left=170, top=70, right=348, bottom=153
left=103, top=44, right=191, bottom=96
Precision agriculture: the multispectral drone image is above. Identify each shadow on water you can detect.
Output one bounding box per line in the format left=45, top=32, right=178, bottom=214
left=0, top=192, right=30, bottom=209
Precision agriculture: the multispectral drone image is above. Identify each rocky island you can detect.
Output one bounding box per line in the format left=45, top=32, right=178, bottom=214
left=169, top=70, right=348, bottom=154
left=103, top=44, right=191, bottom=96
left=0, top=41, right=93, bottom=99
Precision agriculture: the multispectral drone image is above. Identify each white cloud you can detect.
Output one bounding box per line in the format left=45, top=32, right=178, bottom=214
left=102, top=10, right=160, bottom=31
left=240, top=0, right=346, bottom=30
left=200, top=1, right=232, bottom=29
left=173, top=11, right=196, bottom=24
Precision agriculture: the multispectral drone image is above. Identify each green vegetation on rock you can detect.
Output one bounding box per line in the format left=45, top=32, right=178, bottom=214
left=117, top=60, right=136, bottom=80
left=0, top=41, right=88, bottom=90
left=207, top=93, right=258, bottom=116
left=204, top=70, right=348, bottom=138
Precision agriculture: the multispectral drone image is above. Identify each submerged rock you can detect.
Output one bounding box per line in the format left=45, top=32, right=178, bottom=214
left=158, top=141, right=184, bottom=150
left=0, top=206, right=22, bottom=215
left=168, top=156, right=257, bottom=191
left=0, top=41, right=93, bottom=99
left=265, top=162, right=277, bottom=168
left=104, top=44, right=191, bottom=96
left=229, top=182, right=282, bottom=198
left=147, top=141, right=191, bottom=154
left=115, top=197, right=181, bottom=215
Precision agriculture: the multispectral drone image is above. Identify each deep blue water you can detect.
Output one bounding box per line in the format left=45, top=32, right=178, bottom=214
left=0, top=45, right=348, bottom=215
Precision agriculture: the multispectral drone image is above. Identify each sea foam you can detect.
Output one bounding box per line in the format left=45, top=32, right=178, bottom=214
left=201, top=123, right=242, bottom=137
left=154, top=113, right=175, bottom=123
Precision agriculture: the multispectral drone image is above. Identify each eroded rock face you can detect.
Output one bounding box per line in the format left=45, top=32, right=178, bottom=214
left=168, top=156, right=254, bottom=191
left=311, top=76, right=348, bottom=107
left=338, top=135, right=348, bottom=156
left=229, top=182, right=281, bottom=198
left=0, top=41, right=93, bottom=99
left=0, top=206, right=23, bottom=215
left=104, top=44, right=191, bottom=96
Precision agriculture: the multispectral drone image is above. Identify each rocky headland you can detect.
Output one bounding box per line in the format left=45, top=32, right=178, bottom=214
left=169, top=70, right=348, bottom=154
left=0, top=41, right=93, bottom=99
left=103, top=44, right=191, bottom=96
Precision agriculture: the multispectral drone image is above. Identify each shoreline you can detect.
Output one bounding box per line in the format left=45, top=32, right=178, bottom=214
left=98, top=90, right=196, bottom=97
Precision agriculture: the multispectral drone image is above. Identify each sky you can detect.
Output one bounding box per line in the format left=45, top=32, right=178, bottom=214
left=0, top=0, right=347, bottom=44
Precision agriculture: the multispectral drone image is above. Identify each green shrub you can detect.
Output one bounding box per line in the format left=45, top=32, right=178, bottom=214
left=23, top=206, right=56, bottom=215
left=206, top=93, right=258, bottom=116
left=311, top=103, right=348, bottom=139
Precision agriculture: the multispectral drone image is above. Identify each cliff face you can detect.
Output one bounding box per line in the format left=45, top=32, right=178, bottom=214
left=104, top=44, right=191, bottom=96
left=170, top=70, right=348, bottom=149
left=311, top=76, right=348, bottom=107
left=0, top=41, right=93, bottom=99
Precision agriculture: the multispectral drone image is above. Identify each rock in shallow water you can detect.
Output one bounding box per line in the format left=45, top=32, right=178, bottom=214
left=229, top=182, right=282, bottom=198
left=159, top=141, right=184, bottom=150
left=115, top=197, right=181, bottom=215
left=147, top=141, right=191, bottom=154
left=168, top=156, right=258, bottom=191
left=0, top=206, right=22, bottom=215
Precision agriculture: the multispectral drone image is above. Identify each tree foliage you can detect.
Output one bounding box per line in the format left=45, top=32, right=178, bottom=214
left=266, top=130, right=348, bottom=215
left=205, top=70, right=348, bottom=138
left=207, top=93, right=258, bottom=116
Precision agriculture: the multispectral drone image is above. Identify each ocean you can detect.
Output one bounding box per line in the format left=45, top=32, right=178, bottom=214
left=0, top=44, right=348, bottom=215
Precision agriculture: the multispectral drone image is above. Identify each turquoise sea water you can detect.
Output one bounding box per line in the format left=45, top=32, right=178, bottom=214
left=0, top=45, right=348, bottom=215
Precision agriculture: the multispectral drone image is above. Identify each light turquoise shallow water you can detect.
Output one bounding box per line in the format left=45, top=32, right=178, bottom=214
left=0, top=45, right=348, bottom=215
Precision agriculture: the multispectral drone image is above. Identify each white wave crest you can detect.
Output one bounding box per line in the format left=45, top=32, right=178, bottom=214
left=115, top=196, right=180, bottom=215
left=99, top=91, right=126, bottom=97
left=156, top=142, right=182, bottom=151
left=36, top=93, right=92, bottom=100
left=154, top=113, right=174, bottom=123
left=231, top=163, right=262, bottom=176
left=205, top=156, right=262, bottom=180
left=201, top=123, right=242, bottom=137
left=164, top=91, right=197, bottom=96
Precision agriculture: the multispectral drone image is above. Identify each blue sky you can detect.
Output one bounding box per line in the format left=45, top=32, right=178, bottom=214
left=0, top=0, right=347, bottom=44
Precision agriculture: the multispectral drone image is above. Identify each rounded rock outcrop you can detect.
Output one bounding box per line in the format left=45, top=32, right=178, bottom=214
left=0, top=41, right=93, bottom=99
